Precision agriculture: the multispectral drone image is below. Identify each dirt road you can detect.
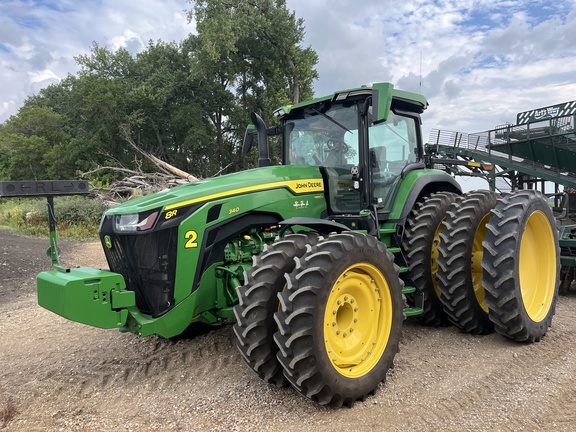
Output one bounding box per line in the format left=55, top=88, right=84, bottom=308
left=1, top=229, right=575, bottom=431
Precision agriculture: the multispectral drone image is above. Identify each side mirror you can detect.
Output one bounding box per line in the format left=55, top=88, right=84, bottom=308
left=242, top=124, right=256, bottom=154
left=371, top=82, right=394, bottom=124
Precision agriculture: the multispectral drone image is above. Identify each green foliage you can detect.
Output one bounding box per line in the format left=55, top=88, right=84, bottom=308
left=0, top=196, right=106, bottom=239
left=0, top=106, right=75, bottom=180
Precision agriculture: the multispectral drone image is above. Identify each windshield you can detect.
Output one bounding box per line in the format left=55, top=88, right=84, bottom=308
left=284, top=104, right=418, bottom=169
left=284, top=104, right=359, bottom=169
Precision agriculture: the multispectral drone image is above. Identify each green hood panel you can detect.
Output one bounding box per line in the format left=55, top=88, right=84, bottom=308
left=104, top=165, right=324, bottom=215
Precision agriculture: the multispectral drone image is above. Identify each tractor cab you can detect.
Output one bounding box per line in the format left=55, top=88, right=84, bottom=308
left=245, top=82, right=428, bottom=232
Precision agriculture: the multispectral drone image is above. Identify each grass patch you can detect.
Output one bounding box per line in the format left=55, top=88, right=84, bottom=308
left=0, top=196, right=106, bottom=240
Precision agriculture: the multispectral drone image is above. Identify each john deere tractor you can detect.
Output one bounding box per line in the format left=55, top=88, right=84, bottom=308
left=33, top=82, right=559, bottom=407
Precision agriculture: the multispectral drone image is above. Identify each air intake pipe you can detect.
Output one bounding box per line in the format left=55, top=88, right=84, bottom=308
left=251, top=112, right=271, bottom=167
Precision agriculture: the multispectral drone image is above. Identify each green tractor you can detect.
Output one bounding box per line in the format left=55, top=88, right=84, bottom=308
left=35, top=82, right=559, bottom=406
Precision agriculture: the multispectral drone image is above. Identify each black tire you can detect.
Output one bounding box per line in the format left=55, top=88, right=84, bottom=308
left=437, top=190, right=498, bottom=334
left=482, top=191, right=560, bottom=342
left=402, top=191, right=458, bottom=326
left=233, top=233, right=319, bottom=386
left=274, top=232, right=404, bottom=407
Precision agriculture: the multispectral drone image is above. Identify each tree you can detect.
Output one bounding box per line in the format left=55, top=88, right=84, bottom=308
left=23, top=41, right=214, bottom=179
left=0, top=106, right=73, bottom=180
left=188, top=0, right=318, bottom=168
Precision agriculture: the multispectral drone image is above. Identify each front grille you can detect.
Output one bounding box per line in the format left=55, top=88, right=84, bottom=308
left=100, top=220, right=178, bottom=317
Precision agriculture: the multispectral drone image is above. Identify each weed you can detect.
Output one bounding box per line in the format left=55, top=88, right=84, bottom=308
left=1, top=399, right=18, bottom=428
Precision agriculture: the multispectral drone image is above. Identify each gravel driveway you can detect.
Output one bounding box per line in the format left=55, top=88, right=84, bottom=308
left=1, top=229, right=575, bottom=431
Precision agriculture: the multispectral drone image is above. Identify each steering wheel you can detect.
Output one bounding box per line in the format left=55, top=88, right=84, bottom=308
left=326, top=139, right=349, bottom=154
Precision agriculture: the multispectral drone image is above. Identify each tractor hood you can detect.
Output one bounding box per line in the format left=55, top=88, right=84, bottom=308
left=103, top=165, right=324, bottom=216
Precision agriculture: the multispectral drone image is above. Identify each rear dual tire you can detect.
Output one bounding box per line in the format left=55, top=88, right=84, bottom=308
left=403, top=192, right=458, bottom=326
left=482, top=190, right=559, bottom=342
left=437, top=190, right=498, bottom=334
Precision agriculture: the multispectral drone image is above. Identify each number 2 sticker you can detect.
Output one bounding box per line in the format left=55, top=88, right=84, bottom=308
left=184, top=230, right=198, bottom=248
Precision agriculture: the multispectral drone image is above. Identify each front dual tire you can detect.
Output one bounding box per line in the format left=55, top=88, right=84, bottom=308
left=236, top=231, right=404, bottom=407
left=274, top=232, right=404, bottom=407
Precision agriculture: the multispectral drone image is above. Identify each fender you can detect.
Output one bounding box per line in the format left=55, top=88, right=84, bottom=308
left=389, top=172, right=462, bottom=226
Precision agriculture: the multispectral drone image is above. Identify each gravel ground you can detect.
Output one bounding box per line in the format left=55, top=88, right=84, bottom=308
left=1, top=229, right=576, bottom=431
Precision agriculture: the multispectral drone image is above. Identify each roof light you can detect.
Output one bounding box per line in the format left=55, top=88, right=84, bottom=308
left=335, top=92, right=349, bottom=101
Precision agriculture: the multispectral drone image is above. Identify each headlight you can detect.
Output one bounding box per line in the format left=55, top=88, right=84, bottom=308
left=113, top=209, right=160, bottom=233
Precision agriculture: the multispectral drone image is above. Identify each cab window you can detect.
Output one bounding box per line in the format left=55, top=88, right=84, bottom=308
left=369, top=112, right=419, bottom=209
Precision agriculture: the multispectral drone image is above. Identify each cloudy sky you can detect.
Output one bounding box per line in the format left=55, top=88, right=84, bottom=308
left=1, top=0, right=575, bottom=142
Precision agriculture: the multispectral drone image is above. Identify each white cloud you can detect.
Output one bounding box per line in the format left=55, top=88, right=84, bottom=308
left=28, top=69, right=59, bottom=83
left=108, top=29, right=145, bottom=53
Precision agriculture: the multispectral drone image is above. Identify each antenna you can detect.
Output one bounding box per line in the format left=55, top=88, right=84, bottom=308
left=419, top=50, right=423, bottom=94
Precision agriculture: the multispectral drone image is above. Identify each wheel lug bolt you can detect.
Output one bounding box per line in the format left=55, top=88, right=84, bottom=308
left=368, top=350, right=372, bottom=355
left=336, top=330, right=340, bottom=335
left=344, top=296, right=348, bottom=301
left=361, top=358, right=365, bottom=362
left=350, top=299, right=354, bottom=303
left=337, top=300, right=341, bottom=305
left=332, top=358, right=337, bottom=362
left=349, top=328, right=353, bottom=332
left=354, top=318, right=358, bottom=323
left=354, top=307, right=358, bottom=312
left=343, top=332, right=347, bottom=337
left=332, top=321, right=336, bottom=326
left=333, top=310, right=337, bottom=315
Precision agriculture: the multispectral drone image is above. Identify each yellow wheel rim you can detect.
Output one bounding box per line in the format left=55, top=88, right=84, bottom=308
left=471, top=214, right=490, bottom=313
left=323, top=263, right=392, bottom=378
left=431, top=221, right=444, bottom=298
left=519, top=210, right=556, bottom=322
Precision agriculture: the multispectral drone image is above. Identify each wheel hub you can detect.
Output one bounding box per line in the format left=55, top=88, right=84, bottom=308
left=323, top=264, right=392, bottom=378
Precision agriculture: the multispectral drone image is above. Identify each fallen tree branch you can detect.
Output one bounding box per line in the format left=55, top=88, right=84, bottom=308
left=86, top=171, right=192, bottom=206
left=81, top=166, right=140, bottom=177
left=210, top=163, right=233, bottom=177
left=148, top=154, right=199, bottom=182
left=79, top=121, right=204, bottom=205
left=118, top=122, right=199, bottom=181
